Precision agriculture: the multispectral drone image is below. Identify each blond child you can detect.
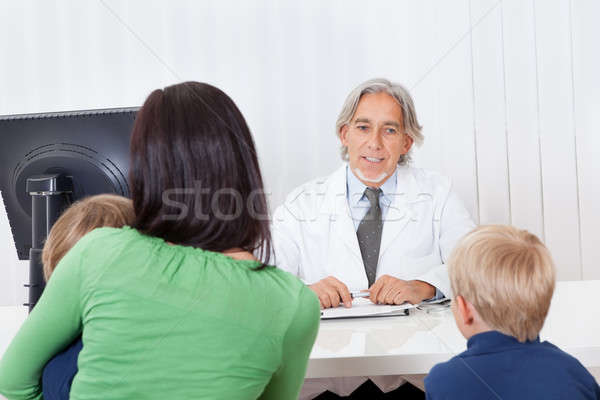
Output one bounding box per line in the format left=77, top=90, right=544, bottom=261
left=425, top=225, right=599, bottom=399
left=40, top=194, right=134, bottom=400
left=42, top=194, right=134, bottom=281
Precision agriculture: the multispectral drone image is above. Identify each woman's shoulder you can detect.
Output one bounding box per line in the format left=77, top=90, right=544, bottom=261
left=259, top=263, right=303, bottom=287
left=258, top=267, right=320, bottom=332
left=260, top=266, right=319, bottom=308
left=220, top=257, right=316, bottom=303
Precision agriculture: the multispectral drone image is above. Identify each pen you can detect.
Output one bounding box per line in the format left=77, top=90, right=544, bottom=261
left=350, top=291, right=370, bottom=299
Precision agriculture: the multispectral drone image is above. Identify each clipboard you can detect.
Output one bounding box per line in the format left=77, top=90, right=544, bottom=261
left=320, top=297, right=416, bottom=319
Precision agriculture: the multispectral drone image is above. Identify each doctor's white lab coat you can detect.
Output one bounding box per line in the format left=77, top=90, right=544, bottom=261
left=273, top=164, right=475, bottom=299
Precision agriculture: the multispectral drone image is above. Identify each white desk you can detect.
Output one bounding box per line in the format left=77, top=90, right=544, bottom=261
left=306, top=280, right=600, bottom=379
left=1, top=281, right=599, bottom=381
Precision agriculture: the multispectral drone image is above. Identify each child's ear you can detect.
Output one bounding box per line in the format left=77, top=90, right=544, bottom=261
left=456, top=295, right=474, bottom=326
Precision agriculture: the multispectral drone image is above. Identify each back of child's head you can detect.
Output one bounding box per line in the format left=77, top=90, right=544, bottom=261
left=448, top=225, right=556, bottom=342
left=42, top=194, right=135, bottom=281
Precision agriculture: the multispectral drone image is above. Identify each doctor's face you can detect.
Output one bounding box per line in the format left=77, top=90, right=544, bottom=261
left=340, top=92, right=413, bottom=187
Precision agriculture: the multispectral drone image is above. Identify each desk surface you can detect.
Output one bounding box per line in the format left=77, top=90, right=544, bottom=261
left=1, top=281, right=599, bottom=379
left=307, top=280, right=600, bottom=378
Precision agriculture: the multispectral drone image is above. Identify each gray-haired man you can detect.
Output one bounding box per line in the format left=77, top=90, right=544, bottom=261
left=273, top=78, right=475, bottom=398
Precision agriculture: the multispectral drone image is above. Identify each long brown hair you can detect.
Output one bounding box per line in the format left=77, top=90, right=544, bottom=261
left=128, top=81, right=272, bottom=265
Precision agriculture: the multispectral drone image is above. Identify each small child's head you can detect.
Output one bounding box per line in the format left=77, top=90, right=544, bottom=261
left=42, top=194, right=135, bottom=281
left=448, top=225, right=556, bottom=342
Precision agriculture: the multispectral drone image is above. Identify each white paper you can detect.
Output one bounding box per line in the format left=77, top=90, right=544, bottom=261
left=320, top=297, right=416, bottom=319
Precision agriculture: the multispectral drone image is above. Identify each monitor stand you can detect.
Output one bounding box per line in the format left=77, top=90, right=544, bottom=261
left=25, top=174, right=72, bottom=312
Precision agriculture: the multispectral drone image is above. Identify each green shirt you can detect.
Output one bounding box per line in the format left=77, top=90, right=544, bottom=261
left=0, top=227, right=320, bottom=400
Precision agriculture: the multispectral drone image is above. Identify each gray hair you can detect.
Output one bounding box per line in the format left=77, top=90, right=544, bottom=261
left=335, top=78, right=423, bottom=165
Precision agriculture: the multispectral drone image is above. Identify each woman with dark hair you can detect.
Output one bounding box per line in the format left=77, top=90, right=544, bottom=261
left=0, top=82, right=320, bottom=400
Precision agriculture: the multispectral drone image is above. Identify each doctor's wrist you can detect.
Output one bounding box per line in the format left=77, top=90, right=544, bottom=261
left=410, top=280, right=436, bottom=302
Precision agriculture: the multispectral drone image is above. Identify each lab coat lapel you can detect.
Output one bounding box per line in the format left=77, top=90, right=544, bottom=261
left=379, top=167, right=419, bottom=257
left=332, top=195, right=363, bottom=262
left=320, top=164, right=362, bottom=261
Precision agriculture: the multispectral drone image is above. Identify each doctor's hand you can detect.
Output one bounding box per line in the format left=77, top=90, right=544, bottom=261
left=308, top=276, right=353, bottom=309
left=369, top=275, right=435, bottom=305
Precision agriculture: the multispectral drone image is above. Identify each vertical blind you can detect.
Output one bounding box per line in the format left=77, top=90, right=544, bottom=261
left=1, top=0, right=599, bottom=305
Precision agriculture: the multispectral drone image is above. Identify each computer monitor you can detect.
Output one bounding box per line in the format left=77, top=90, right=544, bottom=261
left=0, top=107, right=138, bottom=309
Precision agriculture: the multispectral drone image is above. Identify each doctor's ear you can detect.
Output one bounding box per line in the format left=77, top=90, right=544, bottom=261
left=340, top=125, right=349, bottom=146
left=401, top=133, right=414, bottom=154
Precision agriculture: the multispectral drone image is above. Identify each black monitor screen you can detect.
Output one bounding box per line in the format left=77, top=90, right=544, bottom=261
left=0, top=107, right=138, bottom=260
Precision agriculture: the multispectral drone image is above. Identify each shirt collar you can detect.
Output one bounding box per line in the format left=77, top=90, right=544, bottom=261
left=346, top=165, right=397, bottom=207
left=466, top=330, right=541, bottom=355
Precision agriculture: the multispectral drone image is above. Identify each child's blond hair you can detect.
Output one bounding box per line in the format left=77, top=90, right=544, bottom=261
left=448, top=225, right=556, bottom=342
left=42, top=194, right=135, bottom=281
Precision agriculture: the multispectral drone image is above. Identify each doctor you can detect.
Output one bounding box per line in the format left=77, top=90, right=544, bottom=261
left=273, top=78, right=475, bottom=397
left=273, top=78, right=474, bottom=309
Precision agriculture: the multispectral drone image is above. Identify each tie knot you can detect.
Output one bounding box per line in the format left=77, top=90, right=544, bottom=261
left=363, top=187, right=382, bottom=206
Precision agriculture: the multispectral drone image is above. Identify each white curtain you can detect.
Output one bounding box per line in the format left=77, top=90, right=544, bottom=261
left=2, top=0, right=599, bottom=305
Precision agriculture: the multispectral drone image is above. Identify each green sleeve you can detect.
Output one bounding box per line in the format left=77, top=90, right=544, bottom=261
left=259, top=285, right=320, bottom=400
left=0, top=241, right=84, bottom=400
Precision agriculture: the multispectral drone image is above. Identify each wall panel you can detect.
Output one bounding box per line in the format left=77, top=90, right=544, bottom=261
left=571, top=0, right=600, bottom=280
left=470, top=0, right=510, bottom=225
left=502, top=0, right=545, bottom=240
left=534, top=0, right=582, bottom=280
left=431, top=0, right=479, bottom=220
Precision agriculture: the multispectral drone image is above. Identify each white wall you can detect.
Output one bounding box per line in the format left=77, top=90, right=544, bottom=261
left=1, top=0, right=599, bottom=305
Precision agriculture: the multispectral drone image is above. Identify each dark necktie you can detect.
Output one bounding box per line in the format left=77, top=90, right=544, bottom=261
left=356, top=187, right=383, bottom=287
